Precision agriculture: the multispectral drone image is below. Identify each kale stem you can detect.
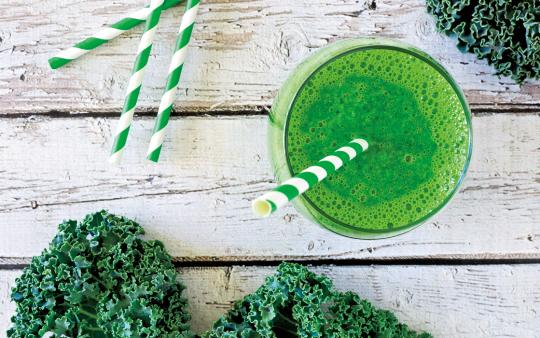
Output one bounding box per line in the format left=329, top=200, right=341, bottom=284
left=276, top=311, right=297, bottom=327
left=77, top=325, right=105, bottom=337
left=274, top=310, right=299, bottom=336
left=78, top=308, right=98, bottom=320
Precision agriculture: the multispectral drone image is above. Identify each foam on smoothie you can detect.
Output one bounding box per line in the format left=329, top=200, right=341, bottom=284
left=286, top=47, right=470, bottom=232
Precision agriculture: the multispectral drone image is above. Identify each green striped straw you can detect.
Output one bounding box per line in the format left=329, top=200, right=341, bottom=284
left=252, top=138, right=369, bottom=217
left=146, top=0, right=201, bottom=162
left=109, top=0, right=165, bottom=165
left=48, top=0, right=182, bottom=69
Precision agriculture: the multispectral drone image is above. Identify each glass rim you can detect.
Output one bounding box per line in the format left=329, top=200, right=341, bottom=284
left=281, top=39, right=473, bottom=238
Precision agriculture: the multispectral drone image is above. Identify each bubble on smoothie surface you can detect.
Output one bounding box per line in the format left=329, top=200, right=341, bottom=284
left=286, top=47, right=469, bottom=232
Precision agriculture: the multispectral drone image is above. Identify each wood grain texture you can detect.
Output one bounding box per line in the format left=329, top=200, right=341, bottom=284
left=0, top=113, right=539, bottom=261
left=1, top=265, right=540, bottom=337
left=1, top=0, right=539, bottom=115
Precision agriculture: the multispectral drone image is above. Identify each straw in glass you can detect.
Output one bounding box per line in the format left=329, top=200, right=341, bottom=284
left=252, top=138, right=369, bottom=217
left=109, top=0, right=165, bottom=164
left=48, top=0, right=182, bottom=69
left=146, top=0, right=201, bottom=162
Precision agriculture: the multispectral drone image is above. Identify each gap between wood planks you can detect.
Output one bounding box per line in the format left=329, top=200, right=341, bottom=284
left=2, top=256, right=540, bottom=271
left=1, top=104, right=540, bottom=119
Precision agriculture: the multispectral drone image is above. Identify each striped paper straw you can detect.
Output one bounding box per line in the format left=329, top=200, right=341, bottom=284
left=146, top=0, right=200, bottom=162
left=48, top=0, right=182, bottom=69
left=109, top=0, right=165, bottom=165
left=252, top=138, right=369, bottom=217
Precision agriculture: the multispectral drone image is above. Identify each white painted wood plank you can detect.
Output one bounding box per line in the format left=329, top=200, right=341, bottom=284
left=0, top=114, right=538, bottom=260
left=1, top=0, right=539, bottom=114
left=1, top=265, right=539, bottom=337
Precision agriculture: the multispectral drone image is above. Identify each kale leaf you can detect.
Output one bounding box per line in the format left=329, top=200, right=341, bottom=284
left=202, top=262, right=432, bottom=338
left=426, top=0, right=540, bottom=83
left=7, top=211, right=192, bottom=338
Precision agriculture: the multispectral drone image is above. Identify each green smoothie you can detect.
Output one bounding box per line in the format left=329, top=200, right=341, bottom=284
left=275, top=41, right=471, bottom=237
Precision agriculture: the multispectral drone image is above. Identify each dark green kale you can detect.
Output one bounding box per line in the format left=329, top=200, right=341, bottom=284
left=426, top=0, right=540, bottom=83
left=7, top=211, right=192, bottom=338
left=202, top=262, right=432, bottom=338
left=7, top=213, right=432, bottom=337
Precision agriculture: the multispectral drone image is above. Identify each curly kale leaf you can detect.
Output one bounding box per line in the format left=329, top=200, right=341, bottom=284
left=426, top=0, right=540, bottom=83
left=8, top=211, right=192, bottom=338
left=202, top=262, right=431, bottom=338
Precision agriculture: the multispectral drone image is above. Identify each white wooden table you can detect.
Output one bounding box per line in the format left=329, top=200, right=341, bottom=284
left=1, top=1, right=539, bottom=336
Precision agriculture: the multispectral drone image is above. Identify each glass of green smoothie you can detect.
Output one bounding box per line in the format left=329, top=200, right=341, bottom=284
left=268, top=38, right=472, bottom=239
